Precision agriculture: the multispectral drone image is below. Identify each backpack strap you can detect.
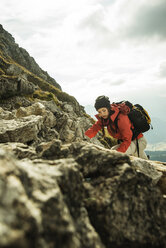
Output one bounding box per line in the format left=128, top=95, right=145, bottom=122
left=132, top=129, right=141, bottom=140
left=113, top=114, right=119, bottom=132
left=136, top=138, right=139, bottom=157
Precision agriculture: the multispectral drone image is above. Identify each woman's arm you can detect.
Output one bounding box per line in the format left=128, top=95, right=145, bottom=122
left=85, top=120, right=102, bottom=139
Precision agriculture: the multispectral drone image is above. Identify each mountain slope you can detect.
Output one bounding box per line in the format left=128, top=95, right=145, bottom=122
left=0, top=24, right=61, bottom=90
left=0, top=24, right=87, bottom=116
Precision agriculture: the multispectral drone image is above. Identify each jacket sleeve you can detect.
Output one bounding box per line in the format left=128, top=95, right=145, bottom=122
left=84, top=120, right=102, bottom=139
left=116, top=115, right=133, bottom=153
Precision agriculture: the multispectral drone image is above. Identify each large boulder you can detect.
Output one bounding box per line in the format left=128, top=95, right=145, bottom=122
left=71, top=143, right=166, bottom=248
left=0, top=131, right=166, bottom=248
left=0, top=115, right=43, bottom=143
left=0, top=103, right=57, bottom=144
left=0, top=148, right=104, bottom=248
left=0, top=75, right=36, bottom=99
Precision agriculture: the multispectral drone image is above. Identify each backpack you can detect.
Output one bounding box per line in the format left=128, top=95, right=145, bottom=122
left=112, top=101, right=152, bottom=139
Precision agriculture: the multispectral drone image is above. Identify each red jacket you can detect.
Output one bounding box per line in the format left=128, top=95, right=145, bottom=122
left=85, top=105, right=143, bottom=153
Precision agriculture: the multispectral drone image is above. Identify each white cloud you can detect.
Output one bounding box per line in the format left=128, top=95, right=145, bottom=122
left=123, top=0, right=166, bottom=39
left=157, top=61, right=166, bottom=78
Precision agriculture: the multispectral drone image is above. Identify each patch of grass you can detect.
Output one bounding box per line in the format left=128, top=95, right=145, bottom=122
left=14, top=101, right=22, bottom=109
left=0, top=68, right=5, bottom=75
left=27, top=73, right=79, bottom=106
left=0, top=54, right=11, bottom=71
left=0, top=48, right=79, bottom=107
left=32, top=89, right=59, bottom=105
left=99, top=128, right=118, bottom=149
left=0, top=42, right=5, bottom=49
left=0, top=74, right=18, bottom=80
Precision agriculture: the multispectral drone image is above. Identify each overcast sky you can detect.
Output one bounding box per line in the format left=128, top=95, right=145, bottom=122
left=1, top=0, right=166, bottom=121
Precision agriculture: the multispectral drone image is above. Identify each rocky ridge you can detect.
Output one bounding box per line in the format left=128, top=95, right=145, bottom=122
left=0, top=25, right=166, bottom=248
left=0, top=24, right=61, bottom=90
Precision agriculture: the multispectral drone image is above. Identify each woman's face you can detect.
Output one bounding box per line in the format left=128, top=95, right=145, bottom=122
left=98, top=107, right=109, bottom=119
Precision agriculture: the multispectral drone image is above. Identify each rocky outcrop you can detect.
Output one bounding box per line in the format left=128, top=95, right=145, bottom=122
left=0, top=102, right=165, bottom=248
left=0, top=24, right=61, bottom=89
left=0, top=102, right=99, bottom=145
left=75, top=144, right=166, bottom=247
left=0, top=75, right=36, bottom=99
left=0, top=24, right=87, bottom=117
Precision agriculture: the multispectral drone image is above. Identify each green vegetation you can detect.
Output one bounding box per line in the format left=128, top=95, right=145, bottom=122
left=0, top=68, right=5, bottom=75
left=0, top=74, right=18, bottom=80
left=26, top=73, right=78, bottom=105
left=0, top=48, right=79, bottom=107
left=0, top=54, right=11, bottom=72
left=31, top=89, right=59, bottom=105
left=99, top=128, right=118, bottom=149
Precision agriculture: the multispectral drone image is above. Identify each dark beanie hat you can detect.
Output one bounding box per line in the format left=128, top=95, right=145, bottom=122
left=94, top=95, right=110, bottom=110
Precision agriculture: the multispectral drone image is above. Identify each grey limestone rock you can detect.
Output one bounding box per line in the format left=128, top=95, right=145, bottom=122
left=0, top=76, right=36, bottom=99
left=0, top=115, right=43, bottom=143
left=0, top=148, right=105, bottom=248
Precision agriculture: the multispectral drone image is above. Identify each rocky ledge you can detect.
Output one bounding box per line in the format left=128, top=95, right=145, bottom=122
left=0, top=102, right=166, bottom=248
